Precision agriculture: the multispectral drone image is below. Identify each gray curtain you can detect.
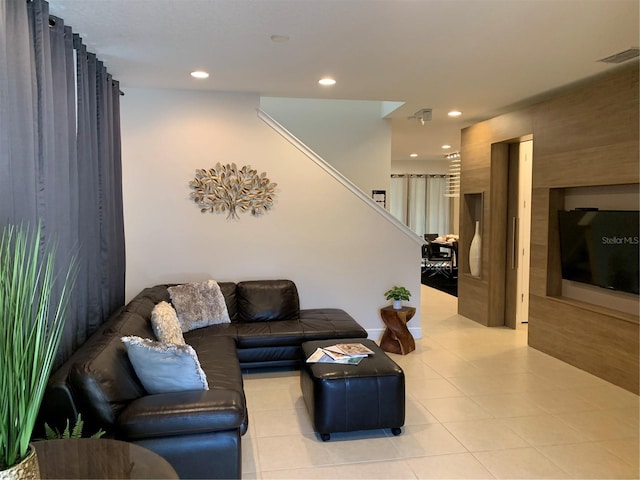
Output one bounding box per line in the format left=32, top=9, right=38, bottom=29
left=0, top=0, right=125, bottom=365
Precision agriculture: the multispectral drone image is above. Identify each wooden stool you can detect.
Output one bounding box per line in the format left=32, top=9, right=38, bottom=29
left=379, top=306, right=416, bottom=354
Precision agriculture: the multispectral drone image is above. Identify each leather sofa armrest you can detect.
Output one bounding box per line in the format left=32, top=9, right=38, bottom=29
left=116, top=389, right=245, bottom=440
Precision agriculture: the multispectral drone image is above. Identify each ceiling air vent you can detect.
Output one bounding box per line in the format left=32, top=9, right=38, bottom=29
left=598, top=47, right=639, bottom=64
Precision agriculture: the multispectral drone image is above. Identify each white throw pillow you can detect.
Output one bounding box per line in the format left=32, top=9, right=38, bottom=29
left=168, top=280, right=231, bottom=332
left=121, top=336, right=208, bottom=394
left=151, top=301, right=185, bottom=345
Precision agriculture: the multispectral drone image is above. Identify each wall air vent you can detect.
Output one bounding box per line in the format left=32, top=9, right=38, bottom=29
left=597, top=47, right=639, bottom=64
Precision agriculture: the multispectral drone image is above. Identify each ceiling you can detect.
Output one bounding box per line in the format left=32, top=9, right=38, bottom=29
left=48, top=0, right=639, bottom=163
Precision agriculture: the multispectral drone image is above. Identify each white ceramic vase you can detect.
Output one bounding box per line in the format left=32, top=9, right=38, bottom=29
left=469, top=220, right=481, bottom=277
left=393, top=299, right=402, bottom=310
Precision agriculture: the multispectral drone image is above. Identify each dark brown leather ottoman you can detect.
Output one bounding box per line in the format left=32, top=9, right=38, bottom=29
left=300, top=338, right=405, bottom=441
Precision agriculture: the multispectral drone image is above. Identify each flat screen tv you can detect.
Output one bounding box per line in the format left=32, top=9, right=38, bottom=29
left=557, top=210, right=639, bottom=295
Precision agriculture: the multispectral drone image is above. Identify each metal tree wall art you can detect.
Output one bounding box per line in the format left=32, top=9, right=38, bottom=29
left=189, top=163, right=277, bottom=219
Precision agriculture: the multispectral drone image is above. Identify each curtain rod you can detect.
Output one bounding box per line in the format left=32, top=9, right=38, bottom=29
left=45, top=9, right=124, bottom=96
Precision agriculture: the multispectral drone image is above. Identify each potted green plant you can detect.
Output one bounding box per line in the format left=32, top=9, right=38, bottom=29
left=43, top=414, right=105, bottom=440
left=0, top=224, right=76, bottom=477
left=384, top=286, right=411, bottom=310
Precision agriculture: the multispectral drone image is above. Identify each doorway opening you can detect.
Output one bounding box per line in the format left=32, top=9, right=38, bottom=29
left=504, top=139, right=533, bottom=329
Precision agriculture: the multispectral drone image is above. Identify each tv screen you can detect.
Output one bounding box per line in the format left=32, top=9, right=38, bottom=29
left=558, top=210, right=639, bottom=295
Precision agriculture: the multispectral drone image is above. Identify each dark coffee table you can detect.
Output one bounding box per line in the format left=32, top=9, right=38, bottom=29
left=300, top=338, right=405, bottom=441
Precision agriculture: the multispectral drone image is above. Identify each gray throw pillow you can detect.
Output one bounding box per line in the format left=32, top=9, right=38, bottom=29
left=168, top=280, right=231, bottom=332
left=121, top=336, right=209, bottom=394
left=151, top=301, right=185, bottom=345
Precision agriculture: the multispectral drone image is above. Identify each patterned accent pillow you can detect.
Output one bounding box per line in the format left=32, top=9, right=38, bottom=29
left=151, top=301, right=185, bottom=345
left=168, top=280, right=231, bottom=332
left=121, top=336, right=208, bottom=394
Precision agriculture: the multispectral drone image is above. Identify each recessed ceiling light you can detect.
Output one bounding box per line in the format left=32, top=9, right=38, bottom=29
left=190, top=70, right=209, bottom=79
left=441, top=145, right=451, bottom=149
left=270, top=34, right=290, bottom=43
left=448, top=110, right=462, bottom=117
left=410, top=153, right=418, bottom=158
left=318, top=77, right=336, bottom=86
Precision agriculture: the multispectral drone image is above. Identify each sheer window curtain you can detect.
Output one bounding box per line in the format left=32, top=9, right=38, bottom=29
left=426, top=176, right=449, bottom=235
left=0, top=0, right=125, bottom=365
left=389, top=176, right=407, bottom=224
left=408, top=176, right=426, bottom=236
left=389, top=174, right=450, bottom=238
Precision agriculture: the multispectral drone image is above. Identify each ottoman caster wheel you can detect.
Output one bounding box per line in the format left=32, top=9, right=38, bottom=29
left=391, top=427, right=402, bottom=436
left=320, top=433, right=330, bottom=442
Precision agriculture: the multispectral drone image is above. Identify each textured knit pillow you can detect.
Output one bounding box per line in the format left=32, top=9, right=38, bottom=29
left=151, top=301, right=185, bottom=345
left=121, top=336, right=208, bottom=394
left=167, top=280, right=231, bottom=332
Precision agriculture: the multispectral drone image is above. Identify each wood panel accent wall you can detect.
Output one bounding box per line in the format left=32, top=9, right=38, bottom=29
left=459, top=64, right=639, bottom=393
left=459, top=110, right=533, bottom=326
left=488, top=144, right=512, bottom=327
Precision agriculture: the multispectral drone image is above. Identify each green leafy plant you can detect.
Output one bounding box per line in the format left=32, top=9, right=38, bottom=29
left=384, top=286, right=411, bottom=301
left=0, top=223, right=77, bottom=469
left=44, top=414, right=105, bottom=440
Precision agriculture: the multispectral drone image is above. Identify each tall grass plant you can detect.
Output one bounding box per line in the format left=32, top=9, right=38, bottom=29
left=0, top=224, right=76, bottom=469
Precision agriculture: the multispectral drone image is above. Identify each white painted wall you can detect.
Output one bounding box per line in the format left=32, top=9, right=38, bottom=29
left=391, top=159, right=449, bottom=175
left=121, top=88, right=422, bottom=339
left=260, top=97, right=391, bottom=198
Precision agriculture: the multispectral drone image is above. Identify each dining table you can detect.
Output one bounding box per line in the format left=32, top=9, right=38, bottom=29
left=432, top=237, right=459, bottom=268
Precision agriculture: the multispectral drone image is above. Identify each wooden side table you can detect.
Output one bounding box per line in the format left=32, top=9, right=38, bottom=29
left=379, top=306, right=416, bottom=355
left=33, top=438, right=178, bottom=479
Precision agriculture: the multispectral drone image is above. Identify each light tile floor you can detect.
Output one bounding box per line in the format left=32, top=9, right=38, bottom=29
left=241, top=286, right=639, bottom=479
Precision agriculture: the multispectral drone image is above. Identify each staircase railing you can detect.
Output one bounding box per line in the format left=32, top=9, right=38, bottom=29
left=257, top=108, right=422, bottom=245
